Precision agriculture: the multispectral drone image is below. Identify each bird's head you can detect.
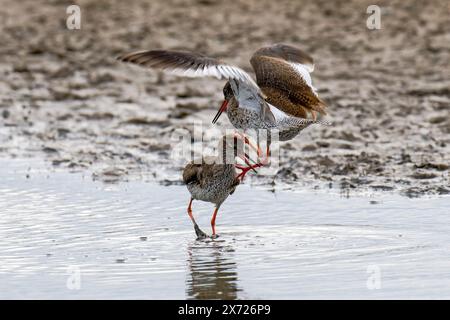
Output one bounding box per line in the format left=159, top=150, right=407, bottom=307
left=222, top=81, right=234, bottom=100
left=212, top=81, right=235, bottom=124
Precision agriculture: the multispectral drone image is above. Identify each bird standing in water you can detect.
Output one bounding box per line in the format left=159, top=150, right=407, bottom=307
left=182, top=134, right=261, bottom=239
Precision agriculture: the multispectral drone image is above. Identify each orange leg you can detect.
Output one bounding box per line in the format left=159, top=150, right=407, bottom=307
left=210, top=207, right=219, bottom=237
left=265, top=135, right=272, bottom=160
left=258, top=139, right=270, bottom=166
left=187, top=198, right=207, bottom=239
left=187, top=198, right=196, bottom=224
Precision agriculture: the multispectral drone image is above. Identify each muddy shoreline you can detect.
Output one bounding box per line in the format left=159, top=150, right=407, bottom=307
left=2, top=158, right=450, bottom=299
left=0, top=0, right=449, bottom=197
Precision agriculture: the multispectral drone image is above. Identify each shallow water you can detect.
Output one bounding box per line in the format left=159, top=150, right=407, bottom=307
left=0, top=159, right=449, bottom=299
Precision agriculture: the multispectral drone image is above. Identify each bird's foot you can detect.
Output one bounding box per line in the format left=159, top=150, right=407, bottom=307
left=194, top=224, right=209, bottom=240
left=236, top=162, right=264, bottom=181
left=210, top=234, right=220, bottom=239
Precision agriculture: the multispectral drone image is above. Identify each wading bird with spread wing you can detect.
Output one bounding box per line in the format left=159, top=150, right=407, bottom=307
left=117, top=43, right=330, bottom=150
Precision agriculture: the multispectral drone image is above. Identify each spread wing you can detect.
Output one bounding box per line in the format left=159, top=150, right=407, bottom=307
left=117, top=50, right=257, bottom=87
left=250, top=43, right=327, bottom=119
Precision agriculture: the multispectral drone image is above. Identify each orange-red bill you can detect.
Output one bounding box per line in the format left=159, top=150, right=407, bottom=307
left=212, top=100, right=228, bottom=124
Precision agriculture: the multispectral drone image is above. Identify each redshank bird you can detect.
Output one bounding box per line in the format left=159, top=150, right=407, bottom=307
left=216, top=79, right=329, bottom=142
left=117, top=43, right=329, bottom=136
left=182, top=134, right=261, bottom=239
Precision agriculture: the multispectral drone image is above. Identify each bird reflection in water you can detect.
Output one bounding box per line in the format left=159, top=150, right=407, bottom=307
left=186, top=240, right=241, bottom=299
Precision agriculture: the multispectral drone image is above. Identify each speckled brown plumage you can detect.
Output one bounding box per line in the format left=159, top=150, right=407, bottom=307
left=183, top=158, right=240, bottom=207
left=181, top=135, right=260, bottom=239
left=251, top=49, right=327, bottom=119
left=251, top=43, right=315, bottom=70
left=226, top=97, right=327, bottom=141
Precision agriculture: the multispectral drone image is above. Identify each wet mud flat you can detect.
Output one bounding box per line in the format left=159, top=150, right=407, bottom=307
left=1, top=158, right=449, bottom=299
left=0, top=0, right=449, bottom=197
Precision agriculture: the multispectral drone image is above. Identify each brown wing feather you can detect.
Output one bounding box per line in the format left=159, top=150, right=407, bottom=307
left=182, top=163, right=202, bottom=186
left=252, top=43, right=314, bottom=72
left=183, top=159, right=231, bottom=189
left=251, top=45, right=327, bottom=119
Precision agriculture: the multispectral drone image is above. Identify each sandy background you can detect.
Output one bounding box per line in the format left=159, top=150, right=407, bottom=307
left=0, top=0, right=449, bottom=196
